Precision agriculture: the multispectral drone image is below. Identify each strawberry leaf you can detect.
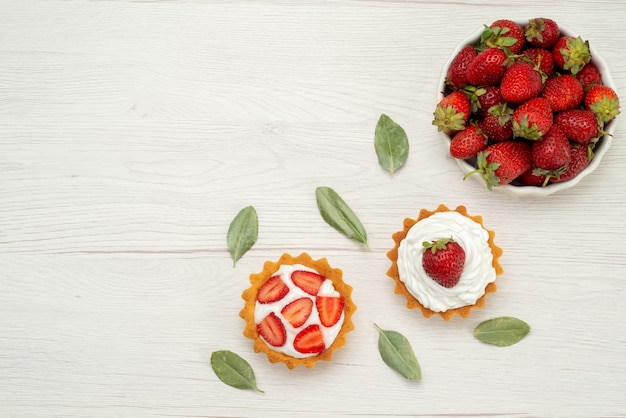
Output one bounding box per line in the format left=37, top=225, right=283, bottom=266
left=227, top=206, right=258, bottom=267
left=474, top=316, right=531, bottom=346
left=374, top=114, right=409, bottom=176
left=316, top=186, right=368, bottom=248
left=211, top=350, right=264, bottom=392
left=375, top=324, right=421, bottom=380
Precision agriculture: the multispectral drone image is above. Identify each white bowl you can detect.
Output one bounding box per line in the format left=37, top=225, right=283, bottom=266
left=438, top=22, right=616, bottom=196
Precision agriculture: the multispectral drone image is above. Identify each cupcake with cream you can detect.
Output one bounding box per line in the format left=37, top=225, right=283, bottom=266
left=240, top=252, right=356, bottom=369
left=386, top=204, right=503, bottom=320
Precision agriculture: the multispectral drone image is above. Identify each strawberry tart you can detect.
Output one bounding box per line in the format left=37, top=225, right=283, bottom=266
left=386, top=204, right=503, bottom=320
left=240, top=252, right=356, bottom=369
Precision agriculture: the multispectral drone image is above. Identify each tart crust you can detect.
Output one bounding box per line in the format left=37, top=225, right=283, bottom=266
left=240, top=252, right=356, bottom=369
left=386, top=204, right=503, bottom=320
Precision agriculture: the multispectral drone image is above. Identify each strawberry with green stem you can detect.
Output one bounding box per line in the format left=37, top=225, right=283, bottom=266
left=554, top=109, right=602, bottom=145
left=525, top=18, right=560, bottom=48
left=473, top=85, right=504, bottom=118
left=421, top=238, right=466, bottom=288
left=584, top=85, right=620, bottom=123
left=512, top=97, right=553, bottom=140
left=478, top=102, right=513, bottom=142
left=550, top=143, right=593, bottom=184
left=461, top=85, right=488, bottom=115
left=576, top=62, right=602, bottom=90
left=449, top=124, right=488, bottom=159
left=523, top=47, right=554, bottom=78
left=517, top=167, right=548, bottom=186
left=482, top=19, right=526, bottom=53
left=465, top=141, right=533, bottom=189
left=553, top=36, right=591, bottom=75
left=433, top=91, right=471, bottom=135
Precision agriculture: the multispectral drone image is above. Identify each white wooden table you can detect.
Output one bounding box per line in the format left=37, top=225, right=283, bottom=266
left=2, top=1, right=626, bottom=417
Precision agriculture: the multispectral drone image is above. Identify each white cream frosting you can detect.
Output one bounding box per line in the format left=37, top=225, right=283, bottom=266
left=254, top=264, right=345, bottom=358
left=397, top=211, right=496, bottom=312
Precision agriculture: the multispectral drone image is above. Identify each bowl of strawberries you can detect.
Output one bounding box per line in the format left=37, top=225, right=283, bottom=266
left=434, top=18, right=620, bottom=196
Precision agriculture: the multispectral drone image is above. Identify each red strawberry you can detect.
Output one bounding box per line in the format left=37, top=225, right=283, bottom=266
left=512, top=97, right=553, bottom=140
left=553, top=36, right=591, bottom=75
left=584, top=85, right=620, bottom=123
left=257, top=312, right=287, bottom=347
left=291, top=270, right=325, bottom=296
left=576, top=62, right=602, bottom=90
left=525, top=18, right=559, bottom=48
left=467, top=141, right=533, bottom=189
left=483, top=19, right=526, bottom=53
left=257, top=275, right=289, bottom=304
left=517, top=167, right=548, bottom=187
left=421, top=238, right=466, bottom=288
left=433, top=91, right=471, bottom=135
left=316, top=296, right=344, bottom=327
left=449, top=125, right=487, bottom=159
left=477, top=103, right=513, bottom=142
left=523, top=47, right=554, bottom=78
left=474, top=85, right=504, bottom=118
left=500, top=61, right=543, bottom=103
left=466, top=47, right=508, bottom=86
left=446, top=45, right=478, bottom=90
left=540, top=74, right=584, bottom=112
left=554, top=109, right=600, bottom=145
left=293, top=324, right=326, bottom=354
left=460, top=85, right=486, bottom=115
left=550, top=143, right=592, bottom=183
left=281, top=297, right=313, bottom=328
left=531, top=125, right=571, bottom=170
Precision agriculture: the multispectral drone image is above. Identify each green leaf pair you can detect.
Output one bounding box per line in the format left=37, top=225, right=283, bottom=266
left=227, top=186, right=369, bottom=266
left=375, top=316, right=530, bottom=381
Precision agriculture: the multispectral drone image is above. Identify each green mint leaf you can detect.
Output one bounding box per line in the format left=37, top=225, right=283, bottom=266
left=315, top=186, right=368, bottom=248
left=374, top=114, right=409, bottom=175
left=375, top=324, right=421, bottom=380
left=211, top=350, right=264, bottom=392
left=227, top=206, right=258, bottom=267
left=474, top=316, right=531, bottom=347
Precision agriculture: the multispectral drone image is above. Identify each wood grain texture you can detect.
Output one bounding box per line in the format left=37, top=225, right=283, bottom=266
left=2, top=1, right=626, bottom=417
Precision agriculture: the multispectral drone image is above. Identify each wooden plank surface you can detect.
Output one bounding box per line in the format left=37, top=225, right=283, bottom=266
left=2, top=1, right=626, bottom=417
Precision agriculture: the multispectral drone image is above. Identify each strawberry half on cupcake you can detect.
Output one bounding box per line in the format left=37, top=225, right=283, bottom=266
left=387, top=204, right=503, bottom=320
left=240, top=253, right=356, bottom=369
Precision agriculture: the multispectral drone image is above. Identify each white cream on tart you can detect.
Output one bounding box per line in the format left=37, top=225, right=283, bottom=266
left=396, top=211, right=496, bottom=312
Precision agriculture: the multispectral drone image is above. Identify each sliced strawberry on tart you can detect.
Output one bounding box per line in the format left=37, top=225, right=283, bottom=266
left=281, top=298, right=313, bottom=328
left=240, top=253, right=356, bottom=369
